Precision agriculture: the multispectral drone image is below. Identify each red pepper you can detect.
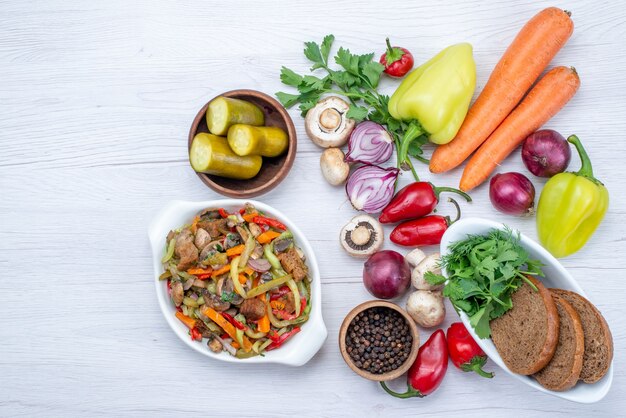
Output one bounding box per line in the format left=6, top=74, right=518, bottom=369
left=390, top=198, right=460, bottom=247
left=221, top=312, right=246, bottom=330
left=253, top=215, right=287, bottom=231
left=379, top=38, right=414, bottom=78
left=218, top=208, right=229, bottom=218
left=273, top=297, right=306, bottom=320
left=190, top=328, right=203, bottom=341
left=269, top=285, right=292, bottom=301
left=268, top=329, right=281, bottom=343
left=266, top=327, right=301, bottom=351
left=196, top=273, right=211, bottom=280
left=380, top=329, right=448, bottom=398
left=380, top=182, right=470, bottom=224
left=447, top=322, right=494, bottom=378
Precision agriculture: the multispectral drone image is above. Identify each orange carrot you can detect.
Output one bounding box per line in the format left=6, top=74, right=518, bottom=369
left=226, top=244, right=245, bottom=257
left=243, top=266, right=254, bottom=276
left=257, top=230, right=281, bottom=244
left=175, top=311, right=197, bottom=330
left=203, top=307, right=252, bottom=352
left=230, top=341, right=241, bottom=349
left=211, top=264, right=231, bottom=278
left=252, top=277, right=271, bottom=333
left=429, top=7, right=573, bottom=173
left=243, top=212, right=259, bottom=223
left=187, top=267, right=212, bottom=276
left=460, top=66, right=580, bottom=191
left=238, top=273, right=247, bottom=284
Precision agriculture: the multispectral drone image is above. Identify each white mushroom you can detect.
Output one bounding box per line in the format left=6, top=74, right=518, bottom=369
left=340, top=215, right=383, bottom=258
left=305, top=96, right=356, bottom=148
left=320, top=148, right=350, bottom=186
left=412, top=253, right=443, bottom=291
left=406, top=290, right=446, bottom=328
left=405, top=248, right=426, bottom=268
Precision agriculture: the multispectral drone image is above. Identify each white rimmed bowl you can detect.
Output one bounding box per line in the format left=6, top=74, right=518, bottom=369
left=440, top=217, right=613, bottom=403
left=149, top=199, right=327, bottom=366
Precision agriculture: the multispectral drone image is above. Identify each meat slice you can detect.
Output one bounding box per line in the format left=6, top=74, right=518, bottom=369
left=197, top=219, right=228, bottom=238
left=175, top=228, right=198, bottom=271
left=280, top=292, right=296, bottom=314
left=277, top=247, right=308, bottom=282
left=240, top=298, right=266, bottom=321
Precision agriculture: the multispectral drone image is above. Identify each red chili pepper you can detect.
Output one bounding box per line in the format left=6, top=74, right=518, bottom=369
left=218, top=208, right=229, bottom=218
left=239, top=208, right=246, bottom=215
left=253, top=215, right=287, bottom=231
left=220, top=333, right=230, bottom=340
left=390, top=198, right=460, bottom=247
left=269, top=286, right=292, bottom=301
left=379, top=38, right=414, bottom=78
left=268, top=329, right=280, bottom=343
left=195, top=273, right=212, bottom=280
left=380, top=182, right=471, bottom=224
left=221, top=312, right=246, bottom=330
left=380, top=329, right=448, bottom=398
left=190, top=328, right=203, bottom=341
left=266, top=327, right=301, bottom=351
left=447, top=322, right=494, bottom=378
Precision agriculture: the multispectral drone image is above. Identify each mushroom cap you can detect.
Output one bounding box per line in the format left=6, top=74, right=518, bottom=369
left=305, top=96, right=356, bottom=148
left=340, top=215, right=383, bottom=258
left=320, top=148, right=350, bottom=186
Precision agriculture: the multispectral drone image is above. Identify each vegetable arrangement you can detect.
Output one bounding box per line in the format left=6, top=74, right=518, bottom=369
left=162, top=203, right=311, bottom=358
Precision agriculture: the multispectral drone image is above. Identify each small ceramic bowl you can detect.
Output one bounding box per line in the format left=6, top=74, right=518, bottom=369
left=188, top=89, right=297, bottom=198
left=339, top=300, right=419, bottom=381
left=440, top=218, right=614, bottom=403
left=149, top=199, right=327, bottom=366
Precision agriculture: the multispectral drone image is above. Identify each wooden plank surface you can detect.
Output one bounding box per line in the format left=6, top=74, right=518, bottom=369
left=1, top=0, right=624, bottom=416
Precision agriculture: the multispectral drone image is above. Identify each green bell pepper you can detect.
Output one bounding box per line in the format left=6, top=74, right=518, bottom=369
left=388, top=43, right=476, bottom=164
left=537, top=135, right=609, bottom=258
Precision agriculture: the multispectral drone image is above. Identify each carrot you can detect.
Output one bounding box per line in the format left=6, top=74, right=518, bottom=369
left=230, top=341, right=241, bottom=349
left=203, top=307, right=253, bottom=352
left=211, top=264, right=231, bottom=278
left=429, top=7, right=573, bottom=173
left=256, top=230, right=281, bottom=244
left=238, top=273, right=247, bottom=284
left=251, top=277, right=271, bottom=333
left=226, top=244, right=245, bottom=257
left=243, top=266, right=254, bottom=276
left=460, top=66, right=580, bottom=191
left=242, top=212, right=259, bottom=223
left=175, top=311, right=197, bottom=330
left=187, top=267, right=212, bottom=276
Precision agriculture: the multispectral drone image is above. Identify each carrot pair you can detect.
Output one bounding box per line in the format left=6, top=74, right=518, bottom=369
left=429, top=7, right=577, bottom=190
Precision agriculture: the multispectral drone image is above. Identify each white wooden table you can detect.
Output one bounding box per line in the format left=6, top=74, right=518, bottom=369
left=1, top=0, right=624, bottom=416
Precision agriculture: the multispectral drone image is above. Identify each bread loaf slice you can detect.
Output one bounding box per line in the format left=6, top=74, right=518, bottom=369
left=551, top=288, right=613, bottom=383
left=491, top=277, right=559, bottom=375
left=534, top=292, right=585, bottom=391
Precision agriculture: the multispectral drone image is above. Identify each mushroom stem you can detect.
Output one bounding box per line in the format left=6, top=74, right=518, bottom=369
left=319, top=108, right=342, bottom=131
left=351, top=226, right=372, bottom=246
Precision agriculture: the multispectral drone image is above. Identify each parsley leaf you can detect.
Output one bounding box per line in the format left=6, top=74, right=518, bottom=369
left=439, top=228, right=543, bottom=339
left=346, top=105, right=369, bottom=121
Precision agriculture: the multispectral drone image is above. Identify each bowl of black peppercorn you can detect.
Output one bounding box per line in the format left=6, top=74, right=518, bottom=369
left=339, top=300, right=420, bottom=381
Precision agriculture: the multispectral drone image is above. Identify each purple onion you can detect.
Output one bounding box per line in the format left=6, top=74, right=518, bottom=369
left=247, top=258, right=271, bottom=272
left=346, top=165, right=399, bottom=213
left=489, top=172, right=535, bottom=216
left=363, top=250, right=411, bottom=299
left=522, top=129, right=571, bottom=177
left=344, top=121, right=394, bottom=164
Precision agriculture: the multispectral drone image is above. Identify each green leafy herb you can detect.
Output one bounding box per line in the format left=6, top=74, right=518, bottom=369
left=220, top=291, right=236, bottom=303
left=426, top=228, right=543, bottom=339
left=276, top=34, right=427, bottom=179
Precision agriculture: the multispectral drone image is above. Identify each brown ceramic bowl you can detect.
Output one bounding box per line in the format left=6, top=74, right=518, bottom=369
left=188, top=89, right=297, bottom=198
left=339, top=300, right=419, bottom=382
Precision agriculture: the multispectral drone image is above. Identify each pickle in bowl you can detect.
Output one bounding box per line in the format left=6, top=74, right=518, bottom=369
left=228, top=125, right=288, bottom=157
left=207, top=97, right=265, bottom=136
left=190, top=133, right=262, bottom=180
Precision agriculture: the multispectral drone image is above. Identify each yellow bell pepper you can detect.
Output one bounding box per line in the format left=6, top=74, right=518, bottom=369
left=537, top=135, right=609, bottom=258
left=388, top=43, right=476, bottom=164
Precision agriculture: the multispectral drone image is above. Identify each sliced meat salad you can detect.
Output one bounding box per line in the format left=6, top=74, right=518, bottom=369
left=160, top=203, right=311, bottom=358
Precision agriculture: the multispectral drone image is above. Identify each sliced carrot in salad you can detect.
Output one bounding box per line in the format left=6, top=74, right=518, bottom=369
left=226, top=244, right=245, bottom=257
left=203, top=307, right=252, bottom=352
left=257, top=230, right=281, bottom=244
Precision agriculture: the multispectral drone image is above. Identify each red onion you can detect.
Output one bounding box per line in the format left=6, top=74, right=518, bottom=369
left=346, top=165, right=399, bottom=213
left=522, top=129, right=571, bottom=177
left=247, top=258, right=271, bottom=272
left=344, top=121, right=394, bottom=164
left=489, top=172, right=535, bottom=216
left=363, top=250, right=411, bottom=299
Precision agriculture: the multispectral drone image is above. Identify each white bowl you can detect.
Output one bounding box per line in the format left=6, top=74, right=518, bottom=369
left=148, top=199, right=327, bottom=366
left=440, top=218, right=613, bottom=403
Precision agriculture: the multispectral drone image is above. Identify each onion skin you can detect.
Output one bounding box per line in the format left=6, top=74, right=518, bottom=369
left=489, top=172, right=536, bottom=216
left=522, top=129, right=571, bottom=177
left=363, top=250, right=411, bottom=299
left=345, top=121, right=394, bottom=164
left=346, top=165, right=399, bottom=214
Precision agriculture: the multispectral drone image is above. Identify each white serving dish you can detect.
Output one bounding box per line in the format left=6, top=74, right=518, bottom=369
left=149, top=199, right=327, bottom=366
left=440, top=218, right=613, bottom=403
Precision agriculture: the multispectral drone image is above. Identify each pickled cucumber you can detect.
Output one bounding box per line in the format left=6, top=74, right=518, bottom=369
left=189, top=133, right=262, bottom=179
left=206, top=97, right=265, bottom=136
left=227, top=124, right=288, bottom=157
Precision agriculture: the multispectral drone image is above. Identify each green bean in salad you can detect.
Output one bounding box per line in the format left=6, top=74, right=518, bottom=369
left=162, top=203, right=312, bottom=358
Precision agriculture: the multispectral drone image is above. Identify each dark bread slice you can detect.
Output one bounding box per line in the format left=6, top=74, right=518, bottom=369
left=490, top=277, right=559, bottom=375
left=551, top=288, right=613, bottom=383
left=533, top=292, right=585, bottom=391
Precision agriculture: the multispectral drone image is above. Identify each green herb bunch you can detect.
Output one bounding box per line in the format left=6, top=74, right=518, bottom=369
left=276, top=34, right=428, bottom=178
left=426, top=228, right=543, bottom=339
